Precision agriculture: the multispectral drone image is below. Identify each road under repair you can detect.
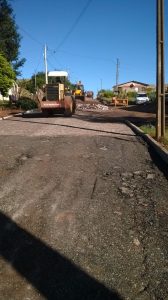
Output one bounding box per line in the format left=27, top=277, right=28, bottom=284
left=0, top=109, right=168, bottom=300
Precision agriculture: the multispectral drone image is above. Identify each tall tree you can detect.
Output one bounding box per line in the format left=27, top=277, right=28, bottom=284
left=0, top=53, right=15, bottom=96
left=0, top=0, right=25, bottom=75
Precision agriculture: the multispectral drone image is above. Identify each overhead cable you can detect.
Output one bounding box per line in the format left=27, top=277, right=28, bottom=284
left=19, top=26, right=44, bottom=46
left=53, top=0, right=93, bottom=53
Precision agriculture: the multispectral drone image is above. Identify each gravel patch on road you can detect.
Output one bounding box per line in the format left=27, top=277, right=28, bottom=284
left=77, top=103, right=109, bottom=111
left=0, top=113, right=135, bottom=138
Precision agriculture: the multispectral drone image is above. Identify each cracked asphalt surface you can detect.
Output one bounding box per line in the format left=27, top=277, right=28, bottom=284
left=0, top=109, right=168, bottom=300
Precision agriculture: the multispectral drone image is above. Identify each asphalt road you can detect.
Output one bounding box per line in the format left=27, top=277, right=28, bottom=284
left=0, top=110, right=168, bottom=300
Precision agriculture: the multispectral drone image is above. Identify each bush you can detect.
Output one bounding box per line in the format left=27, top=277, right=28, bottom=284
left=128, top=98, right=136, bottom=105
left=97, top=89, right=115, bottom=99
left=147, top=91, right=156, bottom=102
left=16, top=98, right=38, bottom=110
left=126, top=91, right=137, bottom=98
left=103, top=90, right=114, bottom=98
left=0, top=100, right=11, bottom=108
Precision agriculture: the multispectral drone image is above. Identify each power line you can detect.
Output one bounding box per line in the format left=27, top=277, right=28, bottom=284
left=116, top=58, right=120, bottom=87
left=47, top=57, right=62, bottom=70
left=17, top=24, right=117, bottom=65
left=14, top=0, right=93, bottom=50
left=50, top=49, right=116, bottom=64
left=18, top=26, right=44, bottom=46
left=47, top=50, right=65, bottom=69
left=53, top=0, right=93, bottom=53
left=34, top=46, right=44, bottom=73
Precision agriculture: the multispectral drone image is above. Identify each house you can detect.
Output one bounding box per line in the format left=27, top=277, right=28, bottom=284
left=113, top=80, right=150, bottom=93
left=0, top=82, right=19, bottom=101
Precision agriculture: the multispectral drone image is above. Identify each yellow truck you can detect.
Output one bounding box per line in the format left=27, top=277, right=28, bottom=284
left=73, top=81, right=85, bottom=101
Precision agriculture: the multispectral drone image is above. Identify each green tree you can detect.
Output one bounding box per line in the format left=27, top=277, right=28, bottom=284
left=18, top=72, right=75, bottom=94
left=26, top=72, right=74, bottom=93
left=97, top=89, right=115, bottom=98
left=32, top=72, right=45, bottom=91
left=17, top=72, right=46, bottom=94
left=65, top=78, right=75, bottom=90
left=0, top=53, right=15, bottom=96
left=0, top=0, right=25, bottom=75
left=16, top=78, right=31, bottom=98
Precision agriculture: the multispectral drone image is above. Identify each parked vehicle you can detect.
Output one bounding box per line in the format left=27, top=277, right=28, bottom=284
left=85, top=91, right=94, bottom=99
left=37, top=71, right=76, bottom=117
left=136, top=92, right=149, bottom=104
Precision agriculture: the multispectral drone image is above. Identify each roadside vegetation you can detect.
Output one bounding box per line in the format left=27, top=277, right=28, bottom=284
left=139, top=124, right=168, bottom=150
left=0, top=0, right=25, bottom=77
left=97, top=89, right=115, bottom=104
left=97, top=88, right=168, bottom=150
left=0, top=97, right=38, bottom=118
left=0, top=53, right=15, bottom=97
left=97, top=89, right=156, bottom=105
left=15, top=98, right=38, bottom=110
left=17, top=72, right=75, bottom=95
left=0, top=100, right=11, bottom=109
left=0, top=0, right=25, bottom=102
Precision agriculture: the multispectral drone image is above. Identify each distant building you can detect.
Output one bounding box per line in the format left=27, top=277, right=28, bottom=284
left=113, top=80, right=150, bottom=93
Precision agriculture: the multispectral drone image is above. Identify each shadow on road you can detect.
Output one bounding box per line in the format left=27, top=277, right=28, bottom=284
left=10, top=114, right=137, bottom=139
left=16, top=108, right=158, bottom=127
left=0, top=211, right=123, bottom=300
left=73, top=112, right=156, bottom=127
left=120, top=103, right=157, bottom=114
left=148, top=145, right=168, bottom=179
left=120, top=102, right=168, bottom=114
left=119, top=103, right=168, bottom=125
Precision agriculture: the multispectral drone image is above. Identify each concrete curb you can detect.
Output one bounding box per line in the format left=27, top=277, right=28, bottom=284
left=2, top=115, right=14, bottom=120
left=0, top=113, right=21, bottom=120
left=0, top=114, right=14, bottom=120
left=125, top=120, right=168, bottom=165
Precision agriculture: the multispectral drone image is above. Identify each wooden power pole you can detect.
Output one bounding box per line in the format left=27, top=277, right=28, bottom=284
left=44, top=44, right=48, bottom=84
left=156, top=0, right=165, bottom=140
left=116, top=58, right=120, bottom=94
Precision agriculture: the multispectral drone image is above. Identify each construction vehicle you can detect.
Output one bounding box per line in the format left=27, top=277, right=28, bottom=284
left=85, top=91, right=94, bottom=99
left=37, top=71, right=76, bottom=116
left=73, top=81, right=85, bottom=101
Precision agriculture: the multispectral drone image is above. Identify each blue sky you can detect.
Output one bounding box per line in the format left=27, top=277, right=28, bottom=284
left=11, top=0, right=168, bottom=95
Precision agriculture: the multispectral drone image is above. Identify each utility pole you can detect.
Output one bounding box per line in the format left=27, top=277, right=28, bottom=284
left=100, top=78, right=102, bottom=91
left=34, top=72, right=37, bottom=90
left=116, top=58, right=120, bottom=94
left=156, top=0, right=165, bottom=140
left=44, top=44, right=48, bottom=84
